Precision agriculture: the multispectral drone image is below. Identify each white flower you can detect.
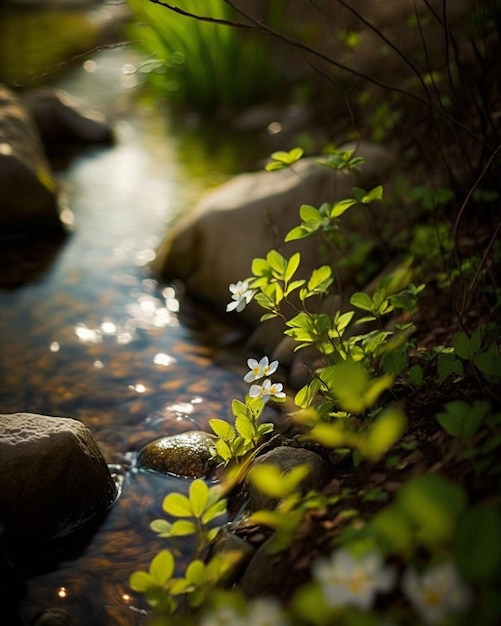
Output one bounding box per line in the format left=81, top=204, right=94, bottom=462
left=199, top=604, right=244, bottom=626
left=246, top=597, right=290, bottom=626
left=313, top=548, right=396, bottom=610
left=244, top=356, right=279, bottom=383
left=249, top=378, right=286, bottom=403
left=226, top=281, right=254, bottom=313
left=403, top=561, right=472, bottom=625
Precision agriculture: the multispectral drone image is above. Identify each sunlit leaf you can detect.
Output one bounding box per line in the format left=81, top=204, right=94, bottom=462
left=248, top=463, right=311, bottom=499
left=396, top=473, right=466, bottom=547
left=235, top=414, right=255, bottom=439
left=129, top=570, right=154, bottom=593
left=231, top=399, right=248, bottom=421
left=285, top=252, right=301, bottom=283
left=350, top=291, right=373, bottom=312
left=150, top=550, right=175, bottom=586
left=150, top=518, right=173, bottom=536
left=363, top=408, right=407, bottom=460
left=209, top=418, right=235, bottom=440
left=163, top=492, right=192, bottom=517
left=189, top=479, right=209, bottom=517
left=169, top=520, right=197, bottom=536
left=330, top=197, right=358, bottom=217
left=185, top=559, right=207, bottom=585
left=299, top=204, right=322, bottom=223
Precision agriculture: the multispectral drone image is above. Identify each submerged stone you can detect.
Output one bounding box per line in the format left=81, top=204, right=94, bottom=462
left=137, top=431, right=218, bottom=479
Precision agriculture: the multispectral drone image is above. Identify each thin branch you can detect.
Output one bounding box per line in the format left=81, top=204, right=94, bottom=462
left=148, top=0, right=492, bottom=153
left=16, top=41, right=138, bottom=88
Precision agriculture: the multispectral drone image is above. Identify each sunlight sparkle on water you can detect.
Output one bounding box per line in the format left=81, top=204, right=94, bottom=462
left=153, top=352, right=176, bottom=367
left=129, top=383, right=146, bottom=393
left=75, top=324, right=102, bottom=344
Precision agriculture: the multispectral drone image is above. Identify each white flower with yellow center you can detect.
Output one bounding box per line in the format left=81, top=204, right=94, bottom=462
left=244, top=356, right=279, bottom=382
left=313, top=548, right=396, bottom=610
left=226, top=280, right=255, bottom=313
left=403, top=561, right=472, bottom=624
left=249, top=378, right=286, bottom=403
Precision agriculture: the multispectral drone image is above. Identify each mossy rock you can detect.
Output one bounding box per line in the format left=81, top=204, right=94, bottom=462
left=137, top=431, right=218, bottom=479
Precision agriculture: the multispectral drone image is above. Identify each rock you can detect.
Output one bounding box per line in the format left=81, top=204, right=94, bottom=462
left=0, top=86, right=60, bottom=230
left=137, top=431, right=218, bottom=479
left=25, top=89, right=114, bottom=148
left=238, top=533, right=307, bottom=600
left=152, top=142, right=395, bottom=342
left=245, top=445, right=328, bottom=512
left=0, top=413, right=117, bottom=541
left=32, top=609, right=71, bottom=626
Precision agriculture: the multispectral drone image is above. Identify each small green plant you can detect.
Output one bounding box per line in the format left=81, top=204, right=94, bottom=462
left=128, top=0, right=284, bottom=113
left=129, top=479, right=232, bottom=614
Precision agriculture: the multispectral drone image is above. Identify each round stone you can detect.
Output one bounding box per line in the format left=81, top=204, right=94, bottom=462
left=137, top=431, right=218, bottom=479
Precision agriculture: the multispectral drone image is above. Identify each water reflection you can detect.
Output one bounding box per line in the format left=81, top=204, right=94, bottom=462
left=0, top=42, right=250, bottom=626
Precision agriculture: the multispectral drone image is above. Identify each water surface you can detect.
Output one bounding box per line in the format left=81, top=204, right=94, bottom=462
left=0, top=24, right=258, bottom=625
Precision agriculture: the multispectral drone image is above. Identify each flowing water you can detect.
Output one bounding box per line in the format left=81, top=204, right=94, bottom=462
left=0, top=6, right=265, bottom=624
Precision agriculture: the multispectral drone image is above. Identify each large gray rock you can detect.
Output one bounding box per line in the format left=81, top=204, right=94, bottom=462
left=0, top=413, right=117, bottom=541
left=152, top=142, right=395, bottom=333
left=0, top=86, right=60, bottom=228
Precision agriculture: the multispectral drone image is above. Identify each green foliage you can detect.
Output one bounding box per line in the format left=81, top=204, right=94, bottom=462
left=129, top=479, right=230, bottom=613
left=248, top=463, right=344, bottom=552
left=436, top=400, right=490, bottom=440
left=209, top=397, right=274, bottom=465
left=128, top=0, right=283, bottom=113
left=132, top=141, right=501, bottom=624
left=265, top=147, right=304, bottom=171
left=436, top=323, right=501, bottom=384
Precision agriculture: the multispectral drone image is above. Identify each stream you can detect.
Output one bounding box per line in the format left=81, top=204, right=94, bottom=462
left=0, top=5, right=264, bottom=624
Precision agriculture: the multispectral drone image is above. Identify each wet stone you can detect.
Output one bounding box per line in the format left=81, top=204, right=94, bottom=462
left=136, top=431, right=218, bottom=479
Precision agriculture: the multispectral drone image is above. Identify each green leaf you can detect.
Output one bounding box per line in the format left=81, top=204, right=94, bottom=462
left=284, top=252, right=301, bottom=283
left=353, top=185, right=383, bottom=204
left=267, top=250, right=286, bottom=275
left=307, top=265, right=332, bottom=292
left=350, top=291, right=374, bottom=312
left=209, top=418, right=235, bottom=440
left=437, top=353, right=464, bottom=383
left=299, top=204, right=322, bottom=223
left=189, top=479, right=209, bottom=517
left=330, top=197, right=358, bottom=217
left=231, top=399, right=248, bottom=421
left=185, top=559, right=208, bottom=585
left=162, top=492, right=192, bottom=517
left=150, top=519, right=173, bottom=536
left=396, top=473, right=466, bottom=547
left=408, top=364, right=424, bottom=387
left=150, top=550, right=175, bottom=586
left=129, top=570, right=155, bottom=593
left=251, top=257, right=271, bottom=277
left=436, top=400, right=489, bottom=440
left=295, top=380, right=321, bottom=409
left=456, top=505, right=501, bottom=582
left=248, top=463, right=311, bottom=499
left=235, top=414, right=255, bottom=440
left=169, top=519, right=197, bottom=536
left=453, top=331, right=475, bottom=360
left=362, top=408, right=406, bottom=461
left=381, top=349, right=408, bottom=375
left=321, top=360, right=393, bottom=414
left=285, top=225, right=313, bottom=242
left=201, top=498, right=227, bottom=524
